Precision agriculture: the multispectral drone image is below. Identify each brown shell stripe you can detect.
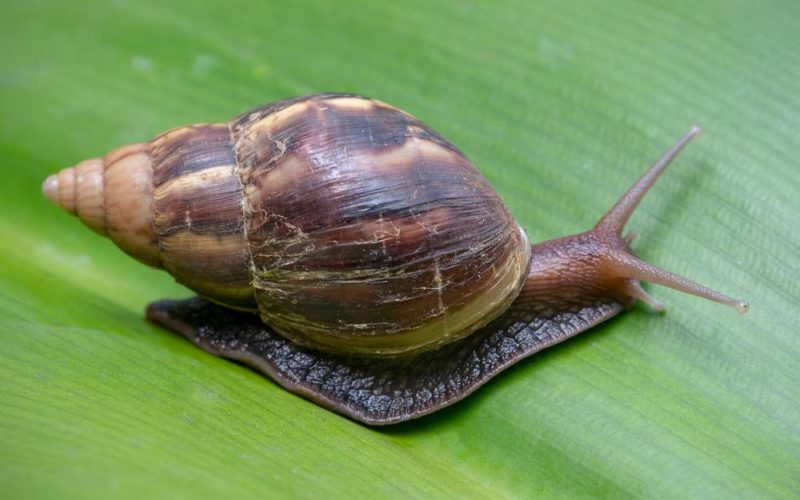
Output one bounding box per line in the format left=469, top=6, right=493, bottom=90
left=151, top=124, right=255, bottom=308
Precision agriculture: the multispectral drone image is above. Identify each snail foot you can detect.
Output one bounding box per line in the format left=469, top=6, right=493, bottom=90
left=146, top=296, right=622, bottom=426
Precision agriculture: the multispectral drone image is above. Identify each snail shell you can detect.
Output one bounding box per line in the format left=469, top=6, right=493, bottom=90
left=44, top=94, right=530, bottom=356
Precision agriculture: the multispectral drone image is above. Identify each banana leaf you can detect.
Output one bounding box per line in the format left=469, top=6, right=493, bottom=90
left=1, top=0, right=797, bottom=497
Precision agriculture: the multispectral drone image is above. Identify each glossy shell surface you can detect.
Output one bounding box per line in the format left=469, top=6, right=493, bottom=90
left=76, top=94, right=532, bottom=355
left=230, top=95, right=530, bottom=354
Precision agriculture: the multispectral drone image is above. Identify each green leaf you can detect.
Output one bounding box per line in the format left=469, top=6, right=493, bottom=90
left=1, top=0, right=798, bottom=497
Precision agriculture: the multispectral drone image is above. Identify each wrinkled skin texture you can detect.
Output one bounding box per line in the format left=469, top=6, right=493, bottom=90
left=147, top=297, right=621, bottom=425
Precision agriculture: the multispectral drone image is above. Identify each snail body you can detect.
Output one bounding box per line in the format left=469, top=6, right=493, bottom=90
left=44, top=94, right=747, bottom=424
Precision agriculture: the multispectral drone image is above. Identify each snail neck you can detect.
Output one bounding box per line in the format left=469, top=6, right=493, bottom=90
left=523, top=229, right=644, bottom=312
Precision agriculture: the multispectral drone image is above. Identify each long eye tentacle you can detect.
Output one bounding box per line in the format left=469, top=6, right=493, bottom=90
left=595, top=126, right=702, bottom=234
left=590, top=126, right=748, bottom=314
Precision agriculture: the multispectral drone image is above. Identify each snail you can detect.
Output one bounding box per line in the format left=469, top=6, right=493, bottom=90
left=43, top=93, right=748, bottom=425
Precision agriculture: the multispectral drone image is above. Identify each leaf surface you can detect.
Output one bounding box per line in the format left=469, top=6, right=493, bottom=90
left=1, top=1, right=798, bottom=497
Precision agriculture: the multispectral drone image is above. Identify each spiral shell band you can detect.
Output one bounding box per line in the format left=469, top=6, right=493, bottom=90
left=150, top=124, right=256, bottom=309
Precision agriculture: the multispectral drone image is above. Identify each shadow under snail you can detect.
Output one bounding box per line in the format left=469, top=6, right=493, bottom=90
left=43, top=93, right=749, bottom=425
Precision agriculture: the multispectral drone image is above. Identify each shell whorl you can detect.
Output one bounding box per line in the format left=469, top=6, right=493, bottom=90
left=230, top=95, right=530, bottom=355
left=45, top=94, right=531, bottom=356
left=149, top=124, right=254, bottom=310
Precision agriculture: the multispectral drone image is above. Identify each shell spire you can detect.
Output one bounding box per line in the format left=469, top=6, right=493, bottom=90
left=43, top=158, right=107, bottom=235
left=43, top=143, right=161, bottom=267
